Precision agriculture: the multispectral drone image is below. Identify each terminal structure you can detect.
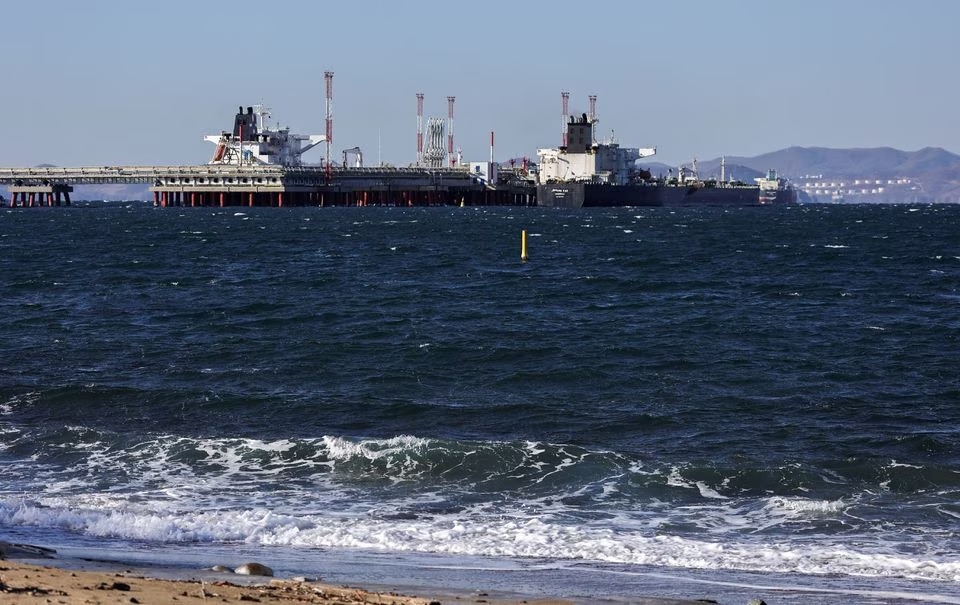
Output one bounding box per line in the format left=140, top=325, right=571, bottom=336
left=0, top=74, right=534, bottom=207
left=0, top=163, right=534, bottom=207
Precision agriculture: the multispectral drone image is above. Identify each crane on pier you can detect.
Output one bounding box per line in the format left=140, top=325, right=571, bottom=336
left=342, top=147, right=363, bottom=168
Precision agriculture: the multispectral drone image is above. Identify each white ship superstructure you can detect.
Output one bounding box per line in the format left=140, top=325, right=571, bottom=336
left=205, top=104, right=327, bottom=167
left=755, top=169, right=792, bottom=204
left=536, top=113, right=656, bottom=185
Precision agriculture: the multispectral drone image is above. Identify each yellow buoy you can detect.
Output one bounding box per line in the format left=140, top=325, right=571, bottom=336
left=521, top=229, right=528, bottom=262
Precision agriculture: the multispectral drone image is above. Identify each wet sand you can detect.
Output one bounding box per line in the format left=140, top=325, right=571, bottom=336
left=0, top=541, right=720, bottom=604
left=0, top=551, right=731, bottom=605
left=0, top=558, right=584, bottom=605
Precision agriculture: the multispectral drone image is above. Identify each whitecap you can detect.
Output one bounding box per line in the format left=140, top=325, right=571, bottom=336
left=4, top=501, right=959, bottom=583
left=763, top=496, right=845, bottom=514
left=322, top=434, right=430, bottom=462
left=695, top=482, right=728, bottom=500
left=889, top=460, right=923, bottom=469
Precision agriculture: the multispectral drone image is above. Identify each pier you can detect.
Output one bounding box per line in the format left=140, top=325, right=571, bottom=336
left=0, top=165, right=536, bottom=207
left=0, top=81, right=540, bottom=208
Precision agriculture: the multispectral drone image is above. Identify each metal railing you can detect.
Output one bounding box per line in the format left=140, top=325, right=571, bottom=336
left=0, top=164, right=479, bottom=184
left=0, top=164, right=534, bottom=193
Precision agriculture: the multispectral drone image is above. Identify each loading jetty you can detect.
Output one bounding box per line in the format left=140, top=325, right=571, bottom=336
left=0, top=164, right=535, bottom=208
left=0, top=74, right=537, bottom=208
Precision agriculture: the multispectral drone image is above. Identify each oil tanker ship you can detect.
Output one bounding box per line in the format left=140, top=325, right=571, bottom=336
left=535, top=111, right=796, bottom=208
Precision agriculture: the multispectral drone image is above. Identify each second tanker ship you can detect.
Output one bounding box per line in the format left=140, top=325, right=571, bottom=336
left=535, top=111, right=796, bottom=208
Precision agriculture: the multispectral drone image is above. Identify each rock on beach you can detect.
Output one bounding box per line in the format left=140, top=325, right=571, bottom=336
left=234, top=562, right=274, bottom=576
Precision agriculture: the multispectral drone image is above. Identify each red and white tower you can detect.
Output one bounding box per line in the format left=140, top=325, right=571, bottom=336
left=416, top=92, right=424, bottom=165
left=446, top=96, right=455, bottom=167
left=588, top=94, right=597, bottom=145
left=324, top=71, right=334, bottom=176
left=561, top=91, right=570, bottom=147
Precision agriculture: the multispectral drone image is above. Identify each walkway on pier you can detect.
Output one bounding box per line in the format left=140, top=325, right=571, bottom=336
left=0, top=164, right=536, bottom=207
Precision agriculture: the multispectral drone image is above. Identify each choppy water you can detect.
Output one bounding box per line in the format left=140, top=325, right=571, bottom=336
left=1, top=203, right=959, bottom=603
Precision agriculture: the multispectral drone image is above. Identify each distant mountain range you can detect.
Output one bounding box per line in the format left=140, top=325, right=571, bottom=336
left=645, top=146, right=960, bottom=203
left=8, top=147, right=960, bottom=203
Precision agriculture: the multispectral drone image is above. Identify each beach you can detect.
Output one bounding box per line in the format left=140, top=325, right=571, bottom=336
left=1, top=558, right=441, bottom=604
left=0, top=544, right=723, bottom=605
left=0, top=555, right=582, bottom=605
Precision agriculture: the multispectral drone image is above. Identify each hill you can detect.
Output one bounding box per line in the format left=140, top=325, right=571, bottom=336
left=725, top=146, right=960, bottom=178
left=727, top=147, right=960, bottom=202
left=645, top=147, right=960, bottom=203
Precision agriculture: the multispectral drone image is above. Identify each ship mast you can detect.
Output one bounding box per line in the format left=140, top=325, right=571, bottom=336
left=254, top=103, right=271, bottom=132
left=588, top=94, right=597, bottom=145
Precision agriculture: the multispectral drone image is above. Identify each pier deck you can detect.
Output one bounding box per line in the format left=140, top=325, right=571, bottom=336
left=0, top=165, right=536, bottom=207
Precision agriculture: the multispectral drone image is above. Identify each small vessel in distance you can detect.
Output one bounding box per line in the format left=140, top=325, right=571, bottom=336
left=535, top=104, right=796, bottom=208
left=755, top=168, right=798, bottom=205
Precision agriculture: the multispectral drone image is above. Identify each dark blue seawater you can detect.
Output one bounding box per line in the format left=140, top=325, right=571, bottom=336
left=1, top=204, right=958, bottom=603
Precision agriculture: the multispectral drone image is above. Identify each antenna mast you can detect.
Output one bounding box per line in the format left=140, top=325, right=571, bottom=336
left=588, top=94, right=597, bottom=144
left=561, top=91, right=570, bottom=147
left=416, top=92, right=424, bottom=165
left=447, top=96, right=455, bottom=167
left=324, top=71, right=334, bottom=177
left=254, top=103, right=271, bottom=132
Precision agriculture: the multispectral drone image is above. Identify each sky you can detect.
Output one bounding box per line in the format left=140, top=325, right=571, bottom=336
left=2, top=0, right=959, bottom=168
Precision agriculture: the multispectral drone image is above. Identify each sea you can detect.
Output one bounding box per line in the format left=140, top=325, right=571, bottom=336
left=1, top=203, right=958, bottom=604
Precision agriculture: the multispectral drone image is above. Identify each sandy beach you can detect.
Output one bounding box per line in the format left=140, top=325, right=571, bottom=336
left=0, top=542, right=723, bottom=605
left=0, top=559, right=579, bottom=605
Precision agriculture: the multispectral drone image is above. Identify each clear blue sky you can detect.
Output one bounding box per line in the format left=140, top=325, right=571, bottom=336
left=3, top=0, right=958, bottom=168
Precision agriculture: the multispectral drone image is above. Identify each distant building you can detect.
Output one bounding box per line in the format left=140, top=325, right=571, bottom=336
left=794, top=175, right=916, bottom=203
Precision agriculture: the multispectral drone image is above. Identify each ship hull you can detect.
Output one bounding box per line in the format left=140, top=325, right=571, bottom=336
left=537, top=183, right=797, bottom=208
left=759, top=188, right=798, bottom=205
left=661, top=185, right=761, bottom=206
left=536, top=183, right=661, bottom=208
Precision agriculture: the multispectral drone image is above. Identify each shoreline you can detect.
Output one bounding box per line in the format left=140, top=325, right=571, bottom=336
left=0, top=544, right=712, bottom=605
left=0, top=559, right=572, bottom=605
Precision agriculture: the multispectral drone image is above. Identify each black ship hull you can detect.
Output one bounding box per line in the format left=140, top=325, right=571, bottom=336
left=536, top=182, right=794, bottom=208
left=661, top=184, right=760, bottom=206
left=536, top=183, right=661, bottom=208
left=759, top=188, right=799, bottom=205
